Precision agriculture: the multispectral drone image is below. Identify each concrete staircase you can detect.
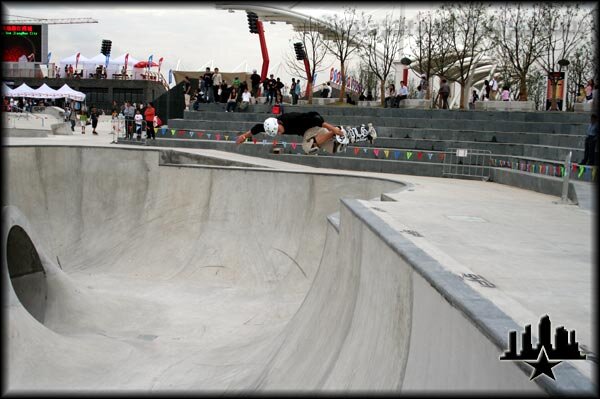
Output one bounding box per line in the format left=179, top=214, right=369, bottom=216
left=119, top=102, right=596, bottom=199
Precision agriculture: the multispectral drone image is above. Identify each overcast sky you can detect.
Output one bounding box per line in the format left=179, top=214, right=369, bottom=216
left=3, top=2, right=441, bottom=87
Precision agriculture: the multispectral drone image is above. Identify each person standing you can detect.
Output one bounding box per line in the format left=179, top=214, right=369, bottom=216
left=266, top=74, right=276, bottom=105
left=134, top=109, right=143, bottom=140
left=290, top=78, right=298, bottom=105
left=295, top=79, right=302, bottom=103
left=90, top=105, right=99, bottom=135
left=580, top=113, right=598, bottom=166
left=585, top=79, right=595, bottom=103
left=468, top=89, right=479, bottom=110
left=144, top=102, right=156, bottom=141
left=123, top=101, right=136, bottom=137
left=79, top=107, right=88, bottom=134
left=212, top=68, right=223, bottom=103
left=202, top=68, right=214, bottom=103
left=418, top=74, right=428, bottom=99
left=489, top=76, right=499, bottom=100
left=250, top=69, right=261, bottom=98
left=438, top=79, right=451, bottom=109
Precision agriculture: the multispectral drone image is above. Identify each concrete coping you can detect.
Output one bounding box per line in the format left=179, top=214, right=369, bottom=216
left=475, top=101, right=535, bottom=112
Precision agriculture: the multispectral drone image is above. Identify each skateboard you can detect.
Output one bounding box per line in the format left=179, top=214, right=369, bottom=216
left=333, top=123, right=377, bottom=153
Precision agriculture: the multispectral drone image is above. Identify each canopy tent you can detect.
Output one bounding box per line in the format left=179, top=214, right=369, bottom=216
left=83, top=53, right=116, bottom=67
left=59, top=53, right=90, bottom=68
left=8, top=83, right=35, bottom=97
left=111, top=53, right=140, bottom=69
left=57, top=84, right=86, bottom=101
left=31, top=83, right=62, bottom=99
left=2, top=83, right=13, bottom=96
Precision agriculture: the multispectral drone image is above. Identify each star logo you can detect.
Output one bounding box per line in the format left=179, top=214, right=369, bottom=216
left=526, top=347, right=561, bottom=380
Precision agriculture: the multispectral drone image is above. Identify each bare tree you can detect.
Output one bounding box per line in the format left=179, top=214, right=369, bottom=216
left=442, top=2, right=494, bottom=109
left=566, top=39, right=595, bottom=110
left=321, top=7, right=365, bottom=101
left=538, top=2, right=591, bottom=110
left=489, top=3, right=546, bottom=101
left=360, top=13, right=406, bottom=107
left=409, top=11, right=437, bottom=99
left=357, top=61, right=378, bottom=97
left=283, top=18, right=328, bottom=105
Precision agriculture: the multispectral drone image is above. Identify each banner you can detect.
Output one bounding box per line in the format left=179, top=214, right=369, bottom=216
left=124, top=53, right=129, bottom=71
left=75, top=52, right=80, bottom=69
left=158, top=57, right=163, bottom=73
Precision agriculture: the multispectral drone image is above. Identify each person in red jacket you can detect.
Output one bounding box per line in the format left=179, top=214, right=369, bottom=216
left=144, top=102, right=156, bottom=141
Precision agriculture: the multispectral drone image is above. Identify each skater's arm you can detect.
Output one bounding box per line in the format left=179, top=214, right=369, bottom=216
left=322, top=122, right=343, bottom=136
left=236, top=123, right=263, bottom=144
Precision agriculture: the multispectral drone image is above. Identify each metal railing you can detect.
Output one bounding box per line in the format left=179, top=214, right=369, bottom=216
left=442, top=147, right=491, bottom=181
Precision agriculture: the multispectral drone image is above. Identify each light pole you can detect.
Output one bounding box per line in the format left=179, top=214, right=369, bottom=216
left=549, top=58, right=570, bottom=111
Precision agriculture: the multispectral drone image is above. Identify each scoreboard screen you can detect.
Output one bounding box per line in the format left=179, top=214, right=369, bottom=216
left=2, top=24, right=43, bottom=62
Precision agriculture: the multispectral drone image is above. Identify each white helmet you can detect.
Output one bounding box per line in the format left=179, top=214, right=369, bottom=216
left=263, top=117, right=279, bottom=137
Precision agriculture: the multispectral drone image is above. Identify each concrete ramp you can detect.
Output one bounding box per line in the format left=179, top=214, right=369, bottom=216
left=2, top=146, right=593, bottom=394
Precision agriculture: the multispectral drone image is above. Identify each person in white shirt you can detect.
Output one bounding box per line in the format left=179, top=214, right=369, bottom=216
left=134, top=109, right=143, bottom=141
left=239, top=87, right=251, bottom=111
left=396, top=81, right=409, bottom=106
left=489, top=76, right=499, bottom=100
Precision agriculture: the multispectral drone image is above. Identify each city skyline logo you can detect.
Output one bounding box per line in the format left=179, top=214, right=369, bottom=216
left=500, top=314, right=586, bottom=381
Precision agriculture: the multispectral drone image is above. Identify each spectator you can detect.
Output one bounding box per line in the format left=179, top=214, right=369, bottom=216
left=295, top=79, right=302, bottom=103
left=489, top=76, right=499, bottom=100
left=265, top=74, right=276, bottom=105
left=123, top=101, right=136, bottom=137
left=385, top=84, right=397, bottom=108
left=346, top=94, right=356, bottom=105
left=239, top=87, right=251, bottom=111
left=90, top=105, right=99, bottom=135
left=226, top=88, right=238, bottom=112
left=275, top=77, right=284, bottom=103
left=212, top=67, right=223, bottom=102
left=468, top=89, right=479, bottom=110
left=183, top=75, right=192, bottom=108
left=417, top=74, right=428, bottom=99
left=232, top=76, right=241, bottom=91
left=250, top=69, right=261, bottom=97
left=64, top=64, right=69, bottom=78
left=144, top=102, right=156, bottom=141
left=134, top=109, right=143, bottom=140
left=68, top=64, right=74, bottom=78
left=396, top=81, right=408, bottom=106
left=79, top=108, right=88, bottom=134
left=366, top=91, right=374, bottom=101
left=359, top=92, right=366, bottom=101
left=238, top=80, right=248, bottom=102
left=290, top=78, right=298, bottom=105
left=483, top=79, right=491, bottom=100
left=202, top=68, right=214, bottom=103
left=580, top=113, right=598, bottom=166
left=501, top=85, right=510, bottom=101
left=585, top=79, right=595, bottom=103
left=219, top=80, right=228, bottom=103
left=438, top=78, right=451, bottom=109
left=320, top=83, right=331, bottom=98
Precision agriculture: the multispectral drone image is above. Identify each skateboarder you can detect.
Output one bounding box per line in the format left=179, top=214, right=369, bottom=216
left=235, top=111, right=376, bottom=154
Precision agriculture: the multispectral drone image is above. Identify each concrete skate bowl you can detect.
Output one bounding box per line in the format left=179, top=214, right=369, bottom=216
left=3, top=146, right=593, bottom=394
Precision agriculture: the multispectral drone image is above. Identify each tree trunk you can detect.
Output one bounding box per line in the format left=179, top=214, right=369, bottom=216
left=339, top=63, right=346, bottom=102
left=519, top=73, right=528, bottom=101
left=380, top=79, right=386, bottom=107
left=307, top=81, right=313, bottom=105
left=460, top=83, right=466, bottom=109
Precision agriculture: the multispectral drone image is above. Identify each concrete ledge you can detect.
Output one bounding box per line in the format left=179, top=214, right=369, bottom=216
left=357, top=101, right=381, bottom=107
left=50, top=122, right=73, bottom=136
left=475, top=101, right=535, bottom=112
left=490, top=167, right=577, bottom=203
left=3, top=128, right=49, bottom=137
left=397, top=99, right=431, bottom=109
left=573, top=103, right=593, bottom=112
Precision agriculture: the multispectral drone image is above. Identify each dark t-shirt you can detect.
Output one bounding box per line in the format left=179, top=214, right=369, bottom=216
left=249, top=111, right=324, bottom=136
left=203, top=72, right=213, bottom=87
left=250, top=73, right=261, bottom=87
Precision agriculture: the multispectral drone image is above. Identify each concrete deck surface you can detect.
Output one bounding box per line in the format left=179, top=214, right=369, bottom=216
left=2, top=121, right=596, bottom=394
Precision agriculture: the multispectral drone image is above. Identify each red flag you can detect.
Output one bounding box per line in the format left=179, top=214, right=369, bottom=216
left=124, top=53, right=129, bottom=71
left=158, top=57, right=164, bottom=73
left=75, top=52, right=80, bottom=69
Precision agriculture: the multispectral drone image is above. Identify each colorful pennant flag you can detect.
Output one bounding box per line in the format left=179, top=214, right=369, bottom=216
left=417, top=152, right=423, bottom=160
left=406, top=151, right=413, bottom=160
left=384, top=150, right=389, bottom=159
left=373, top=149, right=380, bottom=157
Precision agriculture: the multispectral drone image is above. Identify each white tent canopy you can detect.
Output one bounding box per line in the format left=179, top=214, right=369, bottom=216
left=57, top=84, right=86, bottom=101
left=8, top=83, right=35, bottom=97
left=2, top=83, right=13, bottom=96
left=83, top=53, right=115, bottom=67
left=59, top=53, right=90, bottom=67
left=32, top=83, right=62, bottom=99
left=111, top=53, right=140, bottom=69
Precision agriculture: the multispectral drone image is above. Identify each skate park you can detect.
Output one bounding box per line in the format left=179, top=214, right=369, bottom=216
left=2, top=100, right=596, bottom=395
